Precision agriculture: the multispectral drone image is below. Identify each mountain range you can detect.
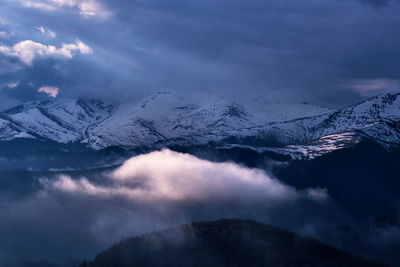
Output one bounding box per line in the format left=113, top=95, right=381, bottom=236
left=1, top=89, right=399, bottom=159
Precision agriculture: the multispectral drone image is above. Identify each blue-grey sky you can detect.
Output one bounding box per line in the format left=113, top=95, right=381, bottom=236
left=0, top=0, right=400, bottom=108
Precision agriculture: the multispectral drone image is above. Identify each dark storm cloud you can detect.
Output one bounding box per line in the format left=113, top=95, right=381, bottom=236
left=1, top=0, right=400, bottom=108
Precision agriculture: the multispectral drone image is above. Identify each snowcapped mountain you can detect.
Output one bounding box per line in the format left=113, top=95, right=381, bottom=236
left=0, top=98, right=116, bottom=143
left=240, top=90, right=400, bottom=152
left=0, top=92, right=329, bottom=148
left=1, top=90, right=399, bottom=159
left=82, top=92, right=331, bottom=149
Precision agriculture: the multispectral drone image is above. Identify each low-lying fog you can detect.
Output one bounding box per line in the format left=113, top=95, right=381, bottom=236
left=0, top=149, right=398, bottom=265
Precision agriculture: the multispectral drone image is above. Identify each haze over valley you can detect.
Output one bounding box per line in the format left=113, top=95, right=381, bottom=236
left=0, top=0, right=400, bottom=266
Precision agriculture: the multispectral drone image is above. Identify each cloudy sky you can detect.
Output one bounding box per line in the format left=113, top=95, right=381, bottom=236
left=0, top=0, right=399, bottom=108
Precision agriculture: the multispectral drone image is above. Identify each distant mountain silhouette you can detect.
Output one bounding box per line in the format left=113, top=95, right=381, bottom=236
left=81, top=219, right=385, bottom=267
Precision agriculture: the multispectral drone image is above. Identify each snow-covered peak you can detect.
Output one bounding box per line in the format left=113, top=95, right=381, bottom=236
left=246, top=97, right=331, bottom=123
left=337, top=90, right=400, bottom=122
left=1, top=90, right=398, bottom=155
left=240, top=89, right=400, bottom=158
left=0, top=92, right=331, bottom=148
left=1, top=98, right=116, bottom=143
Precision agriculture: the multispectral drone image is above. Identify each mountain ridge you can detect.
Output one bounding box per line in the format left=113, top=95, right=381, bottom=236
left=83, top=219, right=386, bottom=267
left=1, top=90, right=399, bottom=159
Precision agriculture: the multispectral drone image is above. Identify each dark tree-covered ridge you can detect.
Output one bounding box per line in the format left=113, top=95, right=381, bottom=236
left=84, top=219, right=386, bottom=267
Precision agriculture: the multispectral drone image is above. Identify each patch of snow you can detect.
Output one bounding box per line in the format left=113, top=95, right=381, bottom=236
left=13, top=132, right=36, bottom=139
left=0, top=90, right=399, bottom=160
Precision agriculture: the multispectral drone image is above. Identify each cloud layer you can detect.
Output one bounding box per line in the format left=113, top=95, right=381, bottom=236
left=1, top=0, right=400, bottom=108
left=38, top=85, right=59, bottom=97
left=20, top=0, right=112, bottom=19
left=0, top=149, right=331, bottom=264
left=48, top=149, right=327, bottom=203
left=0, top=39, right=92, bottom=66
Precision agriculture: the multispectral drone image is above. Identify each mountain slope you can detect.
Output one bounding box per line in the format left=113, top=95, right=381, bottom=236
left=83, top=219, right=385, bottom=267
left=0, top=90, right=399, bottom=159
left=235, top=91, right=400, bottom=158
left=1, top=98, right=116, bottom=144
left=287, top=91, right=399, bottom=144
left=0, top=92, right=330, bottom=149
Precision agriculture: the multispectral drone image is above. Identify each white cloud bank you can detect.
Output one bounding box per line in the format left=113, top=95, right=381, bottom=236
left=20, top=0, right=112, bottom=19
left=0, top=39, right=93, bottom=66
left=38, top=86, right=59, bottom=97
left=46, top=149, right=328, bottom=203
left=0, top=150, right=332, bottom=264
